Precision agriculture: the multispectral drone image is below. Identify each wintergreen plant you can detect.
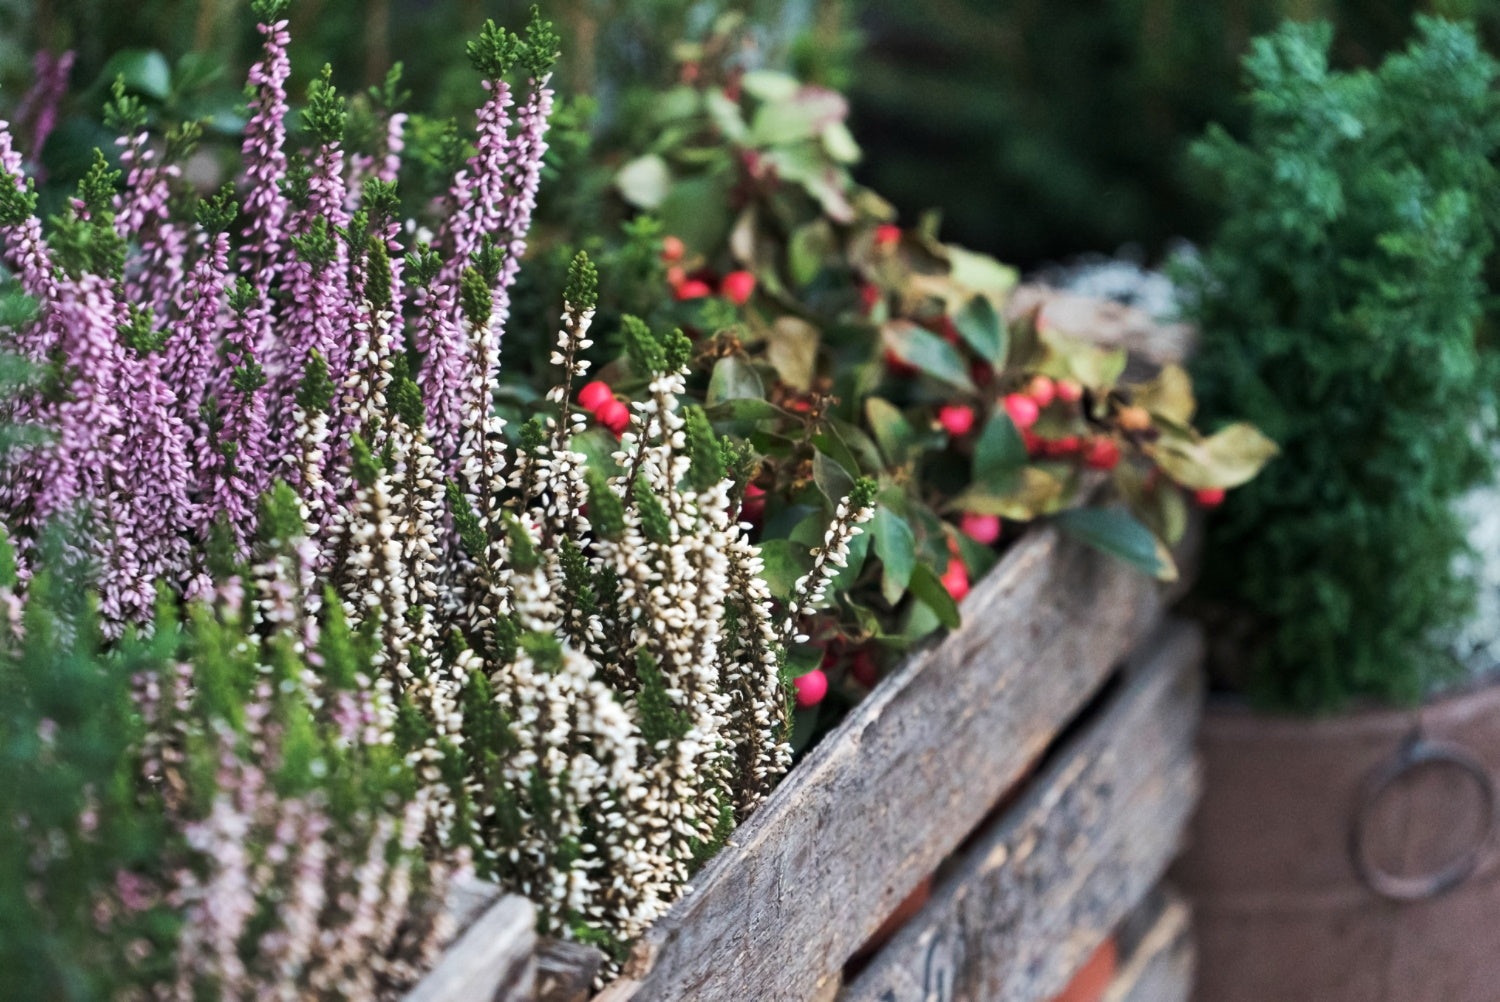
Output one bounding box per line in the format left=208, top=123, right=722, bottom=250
left=1188, top=16, right=1500, bottom=710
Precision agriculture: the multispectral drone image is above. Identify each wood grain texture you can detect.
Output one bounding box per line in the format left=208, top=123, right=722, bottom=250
left=838, top=621, right=1204, bottom=1002
left=402, top=893, right=536, bottom=1002
left=1103, top=890, right=1193, bottom=1002
left=611, top=525, right=1174, bottom=1002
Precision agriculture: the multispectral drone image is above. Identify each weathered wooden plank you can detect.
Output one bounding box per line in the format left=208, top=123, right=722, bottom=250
left=537, top=938, right=605, bottom=1002
left=403, top=891, right=536, bottom=1002
left=1103, top=890, right=1193, bottom=1002
left=838, top=621, right=1204, bottom=1002
left=612, top=524, right=1174, bottom=1001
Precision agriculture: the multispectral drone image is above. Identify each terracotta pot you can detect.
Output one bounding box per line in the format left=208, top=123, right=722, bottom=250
left=1173, top=680, right=1500, bottom=1002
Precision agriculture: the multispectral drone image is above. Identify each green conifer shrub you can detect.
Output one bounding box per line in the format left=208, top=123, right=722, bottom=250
left=1187, top=16, right=1500, bottom=710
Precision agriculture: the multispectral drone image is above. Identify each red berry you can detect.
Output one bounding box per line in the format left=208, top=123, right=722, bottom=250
left=1003, top=393, right=1040, bottom=430
left=859, top=283, right=882, bottom=315
left=665, top=265, right=686, bottom=288
left=1083, top=437, right=1121, bottom=470
left=661, top=235, right=685, bottom=263
left=740, top=483, right=766, bottom=524
left=850, top=650, right=879, bottom=688
left=1027, top=374, right=1056, bottom=408
left=578, top=380, right=614, bottom=413
left=937, top=404, right=976, bottom=437
left=675, top=279, right=712, bottom=300
left=874, top=224, right=902, bottom=248
left=721, top=270, right=756, bottom=306
left=1051, top=435, right=1081, bottom=456
left=794, top=668, right=829, bottom=708
left=884, top=349, right=919, bottom=377
left=1021, top=430, right=1043, bottom=456
left=960, top=512, right=1002, bottom=545
left=596, top=398, right=631, bottom=435
left=1056, top=378, right=1084, bottom=404
left=1194, top=486, right=1227, bottom=508
left=941, top=557, right=970, bottom=602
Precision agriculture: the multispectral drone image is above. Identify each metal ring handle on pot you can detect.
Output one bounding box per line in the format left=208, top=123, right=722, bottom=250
left=1349, top=736, right=1497, bottom=902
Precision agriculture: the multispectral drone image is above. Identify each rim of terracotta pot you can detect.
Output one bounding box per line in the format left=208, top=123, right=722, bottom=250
left=1201, top=671, right=1500, bottom=741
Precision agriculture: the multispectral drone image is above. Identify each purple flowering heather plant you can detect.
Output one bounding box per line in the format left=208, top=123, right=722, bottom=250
left=0, top=0, right=876, bottom=978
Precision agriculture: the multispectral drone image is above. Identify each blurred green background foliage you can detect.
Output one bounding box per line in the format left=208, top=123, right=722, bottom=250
left=7, top=0, right=1496, bottom=270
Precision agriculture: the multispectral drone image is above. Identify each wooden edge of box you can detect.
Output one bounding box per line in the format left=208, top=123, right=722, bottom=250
left=838, top=620, right=1204, bottom=1002
left=403, top=886, right=536, bottom=1002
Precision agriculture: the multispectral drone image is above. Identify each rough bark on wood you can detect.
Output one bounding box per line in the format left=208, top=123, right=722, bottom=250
left=837, top=621, right=1203, bottom=1002
left=402, top=892, right=536, bottom=1002
left=610, top=525, right=1173, bottom=1002
left=1104, top=889, right=1193, bottom=1002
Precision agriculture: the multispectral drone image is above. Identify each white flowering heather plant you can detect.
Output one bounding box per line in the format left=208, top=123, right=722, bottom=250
left=0, top=0, right=875, bottom=979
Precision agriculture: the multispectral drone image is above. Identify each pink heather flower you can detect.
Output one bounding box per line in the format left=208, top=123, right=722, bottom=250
left=13, top=50, right=73, bottom=172
left=26, top=272, right=124, bottom=532
left=101, top=349, right=196, bottom=631
left=204, top=291, right=272, bottom=557
left=0, top=120, right=59, bottom=318
left=240, top=17, right=292, bottom=283
left=379, top=112, right=407, bottom=185
left=421, top=76, right=553, bottom=469
left=116, top=135, right=188, bottom=320
left=166, top=229, right=231, bottom=477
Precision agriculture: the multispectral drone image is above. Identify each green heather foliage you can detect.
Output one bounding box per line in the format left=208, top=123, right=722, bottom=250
left=1188, top=17, right=1500, bottom=710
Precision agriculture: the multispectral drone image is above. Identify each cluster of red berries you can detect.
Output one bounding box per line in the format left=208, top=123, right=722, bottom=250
left=794, top=645, right=881, bottom=710
left=577, top=379, right=631, bottom=435
left=662, top=236, right=757, bottom=305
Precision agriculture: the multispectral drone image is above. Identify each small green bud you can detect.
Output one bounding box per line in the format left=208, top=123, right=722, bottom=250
left=228, top=276, right=259, bottom=316
left=633, top=475, right=672, bottom=545
left=119, top=305, right=167, bottom=354
left=520, top=631, right=563, bottom=673
left=296, top=351, right=335, bottom=414
left=365, top=236, right=392, bottom=312
left=257, top=481, right=307, bottom=544
left=564, top=250, right=598, bottom=311
left=620, top=315, right=666, bottom=376
left=468, top=19, right=525, bottom=79
left=406, top=243, right=442, bottom=287
left=350, top=434, right=380, bottom=488
left=196, top=183, right=240, bottom=235
left=522, top=5, right=561, bottom=79
left=103, top=77, right=147, bottom=135
left=503, top=512, right=540, bottom=573
left=683, top=406, right=724, bottom=491
left=446, top=481, right=489, bottom=561
left=251, top=0, right=291, bottom=20
left=520, top=415, right=547, bottom=453
left=459, top=266, right=492, bottom=328
left=302, top=65, right=346, bottom=146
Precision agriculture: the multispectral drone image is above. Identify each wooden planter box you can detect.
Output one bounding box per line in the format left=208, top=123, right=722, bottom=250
left=403, top=290, right=1205, bottom=1002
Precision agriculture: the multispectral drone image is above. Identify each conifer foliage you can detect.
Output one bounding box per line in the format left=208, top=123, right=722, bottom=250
left=0, top=0, right=874, bottom=991
left=1188, top=17, right=1500, bottom=710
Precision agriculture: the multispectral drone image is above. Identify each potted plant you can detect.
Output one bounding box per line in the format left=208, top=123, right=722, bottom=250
left=1172, top=16, right=1500, bottom=1002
